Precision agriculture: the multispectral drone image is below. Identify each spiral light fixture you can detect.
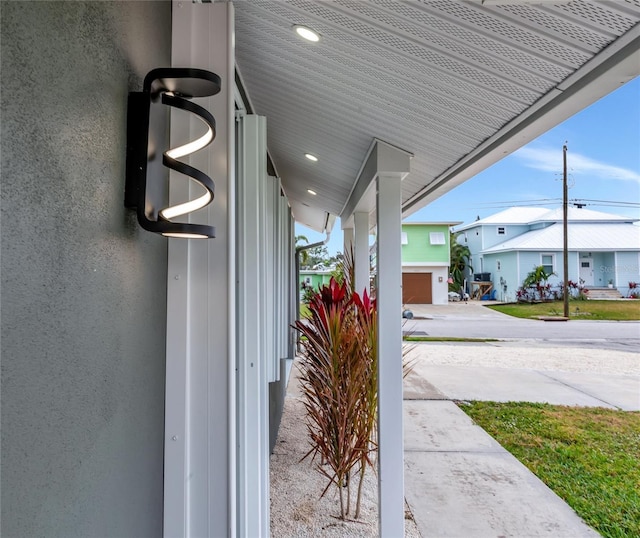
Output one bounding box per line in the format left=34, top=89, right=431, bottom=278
left=125, top=68, right=221, bottom=239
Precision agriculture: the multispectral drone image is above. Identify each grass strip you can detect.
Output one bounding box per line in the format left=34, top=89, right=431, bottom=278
left=488, top=300, right=640, bottom=321
left=459, top=402, right=640, bottom=538
left=402, top=336, right=499, bottom=342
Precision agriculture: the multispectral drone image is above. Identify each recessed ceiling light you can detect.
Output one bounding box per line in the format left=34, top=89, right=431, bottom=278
left=294, top=25, right=320, bottom=42
left=307, top=189, right=317, bottom=196
left=304, top=153, right=318, bottom=162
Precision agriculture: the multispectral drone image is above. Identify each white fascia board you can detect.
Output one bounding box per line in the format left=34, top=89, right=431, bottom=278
left=481, top=247, right=637, bottom=254
left=402, top=262, right=450, bottom=267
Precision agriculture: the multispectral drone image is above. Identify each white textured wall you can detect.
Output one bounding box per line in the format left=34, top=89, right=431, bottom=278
left=1, top=3, right=171, bottom=536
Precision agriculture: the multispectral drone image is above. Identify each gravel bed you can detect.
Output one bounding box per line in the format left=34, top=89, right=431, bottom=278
left=404, top=342, right=640, bottom=376
left=270, top=366, right=421, bottom=538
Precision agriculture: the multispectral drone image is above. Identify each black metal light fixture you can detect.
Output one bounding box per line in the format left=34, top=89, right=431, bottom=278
left=125, top=68, right=221, bottom=239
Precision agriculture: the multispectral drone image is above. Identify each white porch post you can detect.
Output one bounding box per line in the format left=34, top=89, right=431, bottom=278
left=354, top=211, right=370, bottom=297
left=340, top=140, right=411, bottom=537
left=376, top=173, right=405, bottom=537
left=165, top=2, right=235, bottom=537
left=343, top=226, right=354, bottom=256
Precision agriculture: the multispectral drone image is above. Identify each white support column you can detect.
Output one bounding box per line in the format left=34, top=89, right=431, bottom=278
left=376, top=173, right=405, bottom=538
left=343, top=226, right=354, bottom=257
left=165, top=3, right=235, bottom=537
left=354, top=211, right=370, bottom=297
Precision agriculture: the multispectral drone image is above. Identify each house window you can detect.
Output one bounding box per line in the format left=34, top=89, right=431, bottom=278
left=497, top=226, right=506, bottom=235
left=496, top=260, right=501, bottom=271
left=401, top=232, right=408, bottom=245
left=541, top=254, right=554, bottom=274
left=429, top=232, right=445, bottom=245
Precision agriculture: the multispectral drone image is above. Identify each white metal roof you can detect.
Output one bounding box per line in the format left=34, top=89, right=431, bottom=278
left=234, top=1, right=640, bottom=232
left=482, top=221, right=640, bottom=252
left=457, top=205, right=638, bottom=230
left=457, top=206, right=552, bottom=229
left=533, top=206, right=638, bottom=223
left=402, top=221, right=463, bottom=226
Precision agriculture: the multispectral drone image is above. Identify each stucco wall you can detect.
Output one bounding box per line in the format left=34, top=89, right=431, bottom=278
left=459, top=226, right=482, bottom=259
left=481, top=224, right=530, bottom=251
left=593, top=252, right=616, bottom=287
left=1, top=3, right=171, bottom=536
left=614, top=252, right=640, bottom=295
left=483, top=252, right=518, bottom=302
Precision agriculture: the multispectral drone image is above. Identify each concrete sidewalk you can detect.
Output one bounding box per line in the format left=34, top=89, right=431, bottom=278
left=402, top=345, right=638, bottom=536
left=403, top=399, right=599, bottom=537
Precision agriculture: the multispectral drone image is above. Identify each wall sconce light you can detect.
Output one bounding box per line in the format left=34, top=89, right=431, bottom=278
left=125, top=68, right=221, bottom=238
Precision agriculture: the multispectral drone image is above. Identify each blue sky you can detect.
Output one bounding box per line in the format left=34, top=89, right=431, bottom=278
left=296, top=77, right=640, bottom=255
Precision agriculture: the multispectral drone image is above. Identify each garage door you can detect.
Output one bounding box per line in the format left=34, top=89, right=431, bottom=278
left=402, top=273, right=432, bottom=304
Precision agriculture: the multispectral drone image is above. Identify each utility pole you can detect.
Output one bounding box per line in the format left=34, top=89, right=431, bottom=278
left=563, top=144, right=569, bottom=318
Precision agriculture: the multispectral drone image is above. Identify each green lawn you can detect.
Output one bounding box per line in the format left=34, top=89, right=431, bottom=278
left=402, top=336, right=498, bottom=343
left=488, top=300, right=640, bottom=321
left=459, top=402, right=640, bottom=538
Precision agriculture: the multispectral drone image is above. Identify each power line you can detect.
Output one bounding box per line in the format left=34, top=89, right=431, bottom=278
left=473, top=198, right=561, bottom=206
left=460, top=198, right=639, bottom=211
left=571, top=198, right=640, bottom=207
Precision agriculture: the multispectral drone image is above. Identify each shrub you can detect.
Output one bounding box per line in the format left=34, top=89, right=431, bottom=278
left=293, top=277, right=377, bottom=520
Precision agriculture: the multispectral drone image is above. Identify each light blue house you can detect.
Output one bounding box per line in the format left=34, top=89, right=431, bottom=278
left=456, top=207, right=640, bottom=302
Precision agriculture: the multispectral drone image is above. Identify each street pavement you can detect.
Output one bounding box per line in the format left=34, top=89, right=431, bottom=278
left=402, top=301, right=640, bottom=352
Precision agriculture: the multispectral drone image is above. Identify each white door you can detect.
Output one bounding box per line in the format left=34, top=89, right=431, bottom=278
left=579, top=258, right=594, bottom=286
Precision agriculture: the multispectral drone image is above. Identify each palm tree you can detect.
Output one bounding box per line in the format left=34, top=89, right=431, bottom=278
left=449, top=231, right=472, bottom=292
left=522, top=265, right=556, bottom=301
left=295, top=235, right=310, bottom=267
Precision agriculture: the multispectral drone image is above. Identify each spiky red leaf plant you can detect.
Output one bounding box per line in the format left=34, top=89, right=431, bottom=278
left=294, top=277, right=372, bottom=520
left=350, top=288, right=378, bottom=519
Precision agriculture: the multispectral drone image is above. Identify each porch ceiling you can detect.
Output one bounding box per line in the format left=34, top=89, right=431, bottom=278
left=234, top=0, right=640, bottom=232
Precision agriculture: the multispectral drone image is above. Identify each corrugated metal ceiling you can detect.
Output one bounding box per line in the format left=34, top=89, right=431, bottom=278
left=234, top=0, right=640, bottom=231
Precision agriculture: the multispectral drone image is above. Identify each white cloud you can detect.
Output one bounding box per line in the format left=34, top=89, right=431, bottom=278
left=514, top=146, right=640, bottom=183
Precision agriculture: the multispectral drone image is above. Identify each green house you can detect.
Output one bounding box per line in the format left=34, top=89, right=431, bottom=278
left=299, top=269, right=334, bottom=295
left=401, top=222, right=461, bottom=305
left=301, top=222, right=460, bottom=304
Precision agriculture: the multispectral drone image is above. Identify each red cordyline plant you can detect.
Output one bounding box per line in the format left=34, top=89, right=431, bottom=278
left=294, top=275, right=378, bottom=520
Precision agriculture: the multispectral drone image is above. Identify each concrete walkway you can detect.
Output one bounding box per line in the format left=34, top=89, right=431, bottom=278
left=404, top=399, right=599, bottom=537
left=402, top=302, right=639, bottom=537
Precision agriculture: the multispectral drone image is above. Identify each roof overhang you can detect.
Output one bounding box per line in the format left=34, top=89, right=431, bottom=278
left=234, top=1, right=640, bottom=229
left=403, top=24, right=640, bottom=215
